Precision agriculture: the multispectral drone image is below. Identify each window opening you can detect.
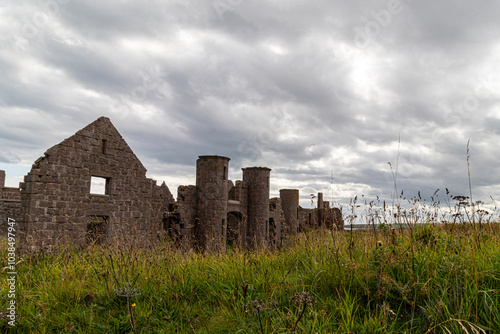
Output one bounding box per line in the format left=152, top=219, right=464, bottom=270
left=90, top=176, right=110, bottom=195
left=102, top=139, right=107, bottom=154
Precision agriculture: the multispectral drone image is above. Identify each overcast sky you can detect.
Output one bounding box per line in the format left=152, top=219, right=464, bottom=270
left=1, top=0, right=499, bottom=213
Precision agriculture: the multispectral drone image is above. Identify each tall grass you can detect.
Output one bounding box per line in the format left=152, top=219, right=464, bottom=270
left=1, top=217, right=500, bottom=333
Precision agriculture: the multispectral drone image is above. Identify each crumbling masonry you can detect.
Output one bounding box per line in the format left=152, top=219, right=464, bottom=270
left=0, top=117, right=343, bottom=252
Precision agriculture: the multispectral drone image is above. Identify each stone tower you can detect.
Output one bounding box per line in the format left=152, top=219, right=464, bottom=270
left=242, top=167, right=271, bottom=249
left=317, top=192, right=324, bottom=227
left=196, top=155, right=230, bottom=252
left=280, top=189, right=299, bottom=235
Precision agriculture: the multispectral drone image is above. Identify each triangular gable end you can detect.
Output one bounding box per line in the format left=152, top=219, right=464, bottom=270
left=44, top=116, right=147, bottom=174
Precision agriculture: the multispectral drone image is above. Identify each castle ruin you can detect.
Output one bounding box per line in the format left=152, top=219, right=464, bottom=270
left=0, top=117, right=343, bottom=252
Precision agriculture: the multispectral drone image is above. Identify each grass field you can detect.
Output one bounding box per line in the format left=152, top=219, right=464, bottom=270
left=1, top=215, right=500, bottom=333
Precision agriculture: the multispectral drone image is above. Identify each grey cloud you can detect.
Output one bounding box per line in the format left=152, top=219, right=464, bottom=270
left=0, top=152, right=20, bottom=164
left=0, top=0, right=499, bottom=208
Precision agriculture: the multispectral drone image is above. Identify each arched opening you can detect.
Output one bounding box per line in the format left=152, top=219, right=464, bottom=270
left=87, top=215, right=109, bottom=245
left=163, top=214, right=182, bottom=244
left=227, top=211, right=243, bottom=247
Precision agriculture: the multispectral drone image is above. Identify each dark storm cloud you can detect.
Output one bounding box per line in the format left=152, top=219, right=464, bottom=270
left=0, top=0, right=499, bottom=209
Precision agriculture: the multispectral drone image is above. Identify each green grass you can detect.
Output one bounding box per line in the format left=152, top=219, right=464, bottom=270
left=1, top=223, right=500, bottom=333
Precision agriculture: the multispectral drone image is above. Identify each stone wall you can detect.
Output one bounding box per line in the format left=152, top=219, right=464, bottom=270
left=0, top=171, right=22, bottom=236
left=269, top=197, right=284, bottom=248
left=299, top=199, right=344, bottom=232
left=298, top=207, right=309, bottom=231
left=2, top=188, right=21, bottom=201
left=0, top=200, right=21, bottom=236
left=19, top=117, right=170, bottom=250
left=226, top=209, right=243, bottom=247
left=323, top=207, right=344, bottom=230
left=175, top=185, right=197, bottom=245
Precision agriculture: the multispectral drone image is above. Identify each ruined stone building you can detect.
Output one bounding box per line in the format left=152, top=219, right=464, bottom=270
left=1, top=117, right=172, bottom=250
left=0, top=117, right=342, bottom=252
left=277, top=189, right=343, bottom=236
left=299, top=192, right=344, bottom=231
